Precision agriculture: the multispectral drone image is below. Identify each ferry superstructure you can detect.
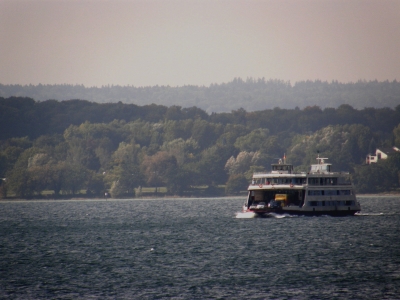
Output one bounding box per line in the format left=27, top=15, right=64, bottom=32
left=243, top=155, right=361, bottom=216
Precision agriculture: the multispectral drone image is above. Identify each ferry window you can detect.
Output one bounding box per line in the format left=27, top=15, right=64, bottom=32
left=309, top=201, right=318, bottom=206
left=294, top=178, right=304, bottom=184
left=308, top=190, right=322, bottom=196
left=324, top=178, right=335, bottom=185
left=308, top=178, right=319, bottom=185
left=345, top=201, right=353, bottom=206
left=339, top=190, right=350, bottom=195
left=324, top=190, right=337, bottom=196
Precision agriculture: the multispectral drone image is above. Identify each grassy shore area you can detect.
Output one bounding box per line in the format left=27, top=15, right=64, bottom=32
left=0, top=185, right=250, bottom=201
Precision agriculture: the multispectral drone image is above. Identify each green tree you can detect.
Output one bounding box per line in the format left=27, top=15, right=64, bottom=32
left=393, top=124, right=400, bottom=147
left=234, top=128, right=269, bottom=152
left=166, top=166, right=193, bottom=196
left=225, top=151, right=258, bottom=175
left=63, top=164, right=88, bottom=195
left=110, top=180, right=126, bottom=198
left=191, top=119, right=222, bottom=149
left=161, top=138, right=199, bottom=166
left=104, top=142, right=144, bottom=195
left=353, top=160, right=398, bottom=193
left=46, top=162, right=67, bottom=196
left=225, top=174, right=248, bottom=195
left=141, top=151, right=179, bottom=193
left=6, top=167, right=34, bottom=197
left=86, top=171, right=105, bottom=196
left=261, top=136, right=284, bottom=158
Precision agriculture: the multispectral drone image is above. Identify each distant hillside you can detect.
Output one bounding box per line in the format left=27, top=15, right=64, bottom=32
left=1, top=78, right=400, bottom=113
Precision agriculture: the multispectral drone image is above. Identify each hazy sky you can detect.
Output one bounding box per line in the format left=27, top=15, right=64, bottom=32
left=1, top=0, right=399, bottom=87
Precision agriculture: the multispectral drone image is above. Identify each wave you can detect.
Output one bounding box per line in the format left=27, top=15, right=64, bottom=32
left=235, top=212, right=257, bottom=219
left=268, top=212, right=298, bottom=218
left=235, top=212, right=298, bottom=219
left=355, top=212, right=384, bottom=216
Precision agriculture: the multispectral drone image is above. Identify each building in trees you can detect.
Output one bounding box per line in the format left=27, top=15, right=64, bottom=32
left=366, top=147, right=400, bottom=164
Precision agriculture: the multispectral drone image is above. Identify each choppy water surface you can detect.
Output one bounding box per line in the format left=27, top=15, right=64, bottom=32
left=1, top=196, right=399, bottom=299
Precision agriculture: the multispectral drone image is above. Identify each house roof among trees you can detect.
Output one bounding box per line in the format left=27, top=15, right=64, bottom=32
left=378, top=147, right=400, bottom=155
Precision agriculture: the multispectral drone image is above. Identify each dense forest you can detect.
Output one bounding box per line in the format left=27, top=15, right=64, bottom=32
left=1, top=96, right=400, bottom=199
left=1, top=78, right=400, bottom=113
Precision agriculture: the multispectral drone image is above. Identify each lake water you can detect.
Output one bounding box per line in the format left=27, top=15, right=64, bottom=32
left=1, top=196, right=399, bottom=299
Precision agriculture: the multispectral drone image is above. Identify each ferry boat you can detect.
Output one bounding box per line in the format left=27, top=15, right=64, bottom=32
left=242, top=155, right=361, bottom=217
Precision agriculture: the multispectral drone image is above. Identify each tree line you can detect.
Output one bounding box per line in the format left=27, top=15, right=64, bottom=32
left=0, top=97, right=399, bottom=198
left=1, top=97, right=399, bottom=140
left=1, top=78, right=400, bottom=113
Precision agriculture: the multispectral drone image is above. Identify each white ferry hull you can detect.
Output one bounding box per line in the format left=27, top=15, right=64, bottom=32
left=243, top=205, right=360, bottom=217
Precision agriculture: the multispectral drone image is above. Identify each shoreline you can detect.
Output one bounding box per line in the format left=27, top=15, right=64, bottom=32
left=0, top=195, right=245, bottom=202
left=1, top=193, right=400, bottom=202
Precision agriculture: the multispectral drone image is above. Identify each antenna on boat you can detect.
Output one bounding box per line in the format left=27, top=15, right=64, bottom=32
left=273, top=154, right=287, bottom=165
left=316, top=151, right=328, bottom=164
